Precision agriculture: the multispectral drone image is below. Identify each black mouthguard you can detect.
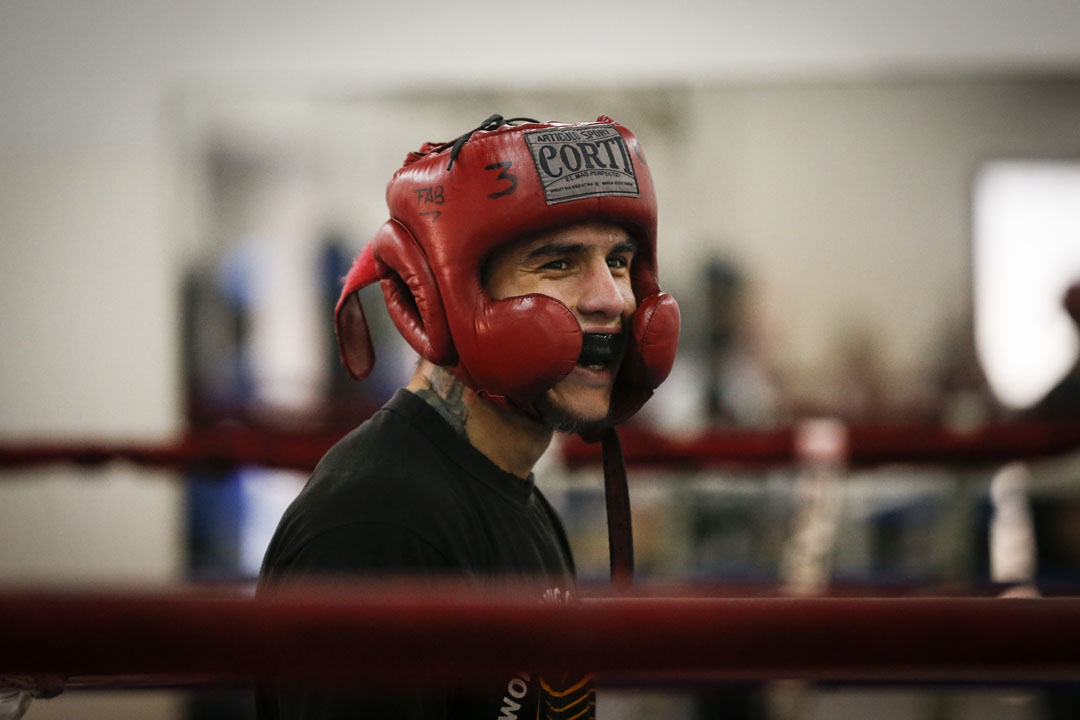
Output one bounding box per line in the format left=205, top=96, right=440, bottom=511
left=579, top=333, right=625, bottom=366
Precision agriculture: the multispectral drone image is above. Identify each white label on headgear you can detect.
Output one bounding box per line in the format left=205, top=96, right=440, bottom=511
left=524, top=124, right=640, bottom=205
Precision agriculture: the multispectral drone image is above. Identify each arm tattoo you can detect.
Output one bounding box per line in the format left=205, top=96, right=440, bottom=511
left=415, top=366, right=469, bottom=436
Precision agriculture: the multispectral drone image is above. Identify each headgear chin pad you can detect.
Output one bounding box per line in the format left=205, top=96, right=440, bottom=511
left=607, top=291, right=681, bottom=426
left=335, top=114, right=680, bottom=423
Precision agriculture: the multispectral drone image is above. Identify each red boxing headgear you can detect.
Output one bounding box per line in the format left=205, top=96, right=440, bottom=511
left=335, top=115, right=680, bottom=425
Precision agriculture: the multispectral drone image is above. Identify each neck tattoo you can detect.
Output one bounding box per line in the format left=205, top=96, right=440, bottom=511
left=416, top=366, right=469, bottom=436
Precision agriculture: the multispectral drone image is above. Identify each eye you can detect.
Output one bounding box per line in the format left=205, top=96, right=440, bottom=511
left=540, top=258, right=571, bottom=271
left=607, top=255, right=631, bottom=270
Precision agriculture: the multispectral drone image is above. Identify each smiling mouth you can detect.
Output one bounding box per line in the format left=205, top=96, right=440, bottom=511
left=578, top=333, right=625, bottom=370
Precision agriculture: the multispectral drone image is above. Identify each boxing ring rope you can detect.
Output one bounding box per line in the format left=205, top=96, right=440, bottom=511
left=0, top=425, right=342, bottom=475
left=2, top=421, right=1079, bottom=696
left=2, top=585, right=1080, bottom=691
left=1, top=418, right=1079, bottom=473
left=563, top=419, right=1080, bottom=470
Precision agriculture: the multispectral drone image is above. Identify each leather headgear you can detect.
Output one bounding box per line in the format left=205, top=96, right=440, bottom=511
left=335, top=115, right=680, bottom=426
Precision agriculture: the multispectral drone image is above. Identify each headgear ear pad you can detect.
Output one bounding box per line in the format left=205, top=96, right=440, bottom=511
left=335, top=116, right=679, bottom=420
left=333, top=224, right=456, bottom=377
left=371, top=220, right=456, bottom=367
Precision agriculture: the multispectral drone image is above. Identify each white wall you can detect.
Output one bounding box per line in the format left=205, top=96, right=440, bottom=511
left=684, top=79, right=1080, bottom=384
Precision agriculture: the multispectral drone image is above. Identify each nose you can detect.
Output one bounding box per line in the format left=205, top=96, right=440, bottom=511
left=577, top=258, right=633, bottom=320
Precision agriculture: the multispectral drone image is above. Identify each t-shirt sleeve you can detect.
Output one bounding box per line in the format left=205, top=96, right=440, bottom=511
left=256, top=522, right=460, bottom=720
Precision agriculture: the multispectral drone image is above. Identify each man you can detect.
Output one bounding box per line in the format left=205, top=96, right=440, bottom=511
left=1026, top=281, right=1080, bottom=420
left=256, top=115, right=680, bottom=719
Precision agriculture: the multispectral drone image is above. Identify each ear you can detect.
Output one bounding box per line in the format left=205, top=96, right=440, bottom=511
left=372, top=220, right=457, bottom=367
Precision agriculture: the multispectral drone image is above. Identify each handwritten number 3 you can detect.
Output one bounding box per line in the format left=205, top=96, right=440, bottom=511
left=485, top=161, right=517, bottom=199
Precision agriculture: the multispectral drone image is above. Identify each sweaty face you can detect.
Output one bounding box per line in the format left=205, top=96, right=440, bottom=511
left=485, top=222, right=638, bottom=432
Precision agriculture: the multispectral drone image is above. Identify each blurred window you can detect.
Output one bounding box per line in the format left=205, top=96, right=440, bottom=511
left=974, top=160, right=1080, bottom=409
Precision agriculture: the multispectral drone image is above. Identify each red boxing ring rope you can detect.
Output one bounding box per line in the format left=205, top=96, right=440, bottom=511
left=1, top=419, right=1079, bottom=474
left=563, top=419, right=1080, bottom=469
left=2, top=585, right=1080, bottom=690
left=3, top=423, right=1078, bottom=694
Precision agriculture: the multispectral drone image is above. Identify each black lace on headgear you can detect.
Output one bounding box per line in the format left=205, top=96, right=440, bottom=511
left=440, top=114, right=540, bottom=170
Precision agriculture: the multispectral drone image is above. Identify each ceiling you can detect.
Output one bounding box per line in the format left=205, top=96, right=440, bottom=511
left=3, top=0, right=1080, bottom=145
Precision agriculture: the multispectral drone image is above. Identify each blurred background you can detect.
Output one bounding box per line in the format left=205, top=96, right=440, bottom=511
left=3, top=1, right=1080, bottom=718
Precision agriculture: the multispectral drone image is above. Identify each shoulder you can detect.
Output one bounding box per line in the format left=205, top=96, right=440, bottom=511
left=304, top=392, right=474, bottom=525
left=260, top=392, right=486, bottom=580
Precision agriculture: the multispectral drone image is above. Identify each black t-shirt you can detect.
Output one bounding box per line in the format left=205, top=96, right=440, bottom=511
left=255, top=389, right=595, bottom=720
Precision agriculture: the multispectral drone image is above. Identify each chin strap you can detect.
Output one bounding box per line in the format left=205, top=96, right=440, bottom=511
left=600, top=427, right=634, bottom=589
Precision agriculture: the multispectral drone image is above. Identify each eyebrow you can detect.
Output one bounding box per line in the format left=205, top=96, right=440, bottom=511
left=524, top=237, right=638, bottom=262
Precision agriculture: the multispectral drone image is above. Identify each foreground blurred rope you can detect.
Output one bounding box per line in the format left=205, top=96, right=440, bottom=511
left=1, top=584, right=1079, bottom=691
